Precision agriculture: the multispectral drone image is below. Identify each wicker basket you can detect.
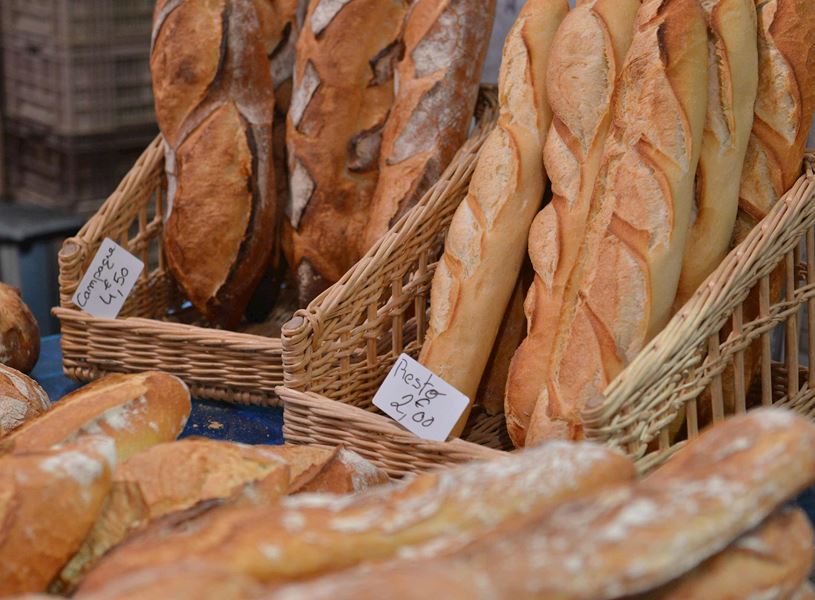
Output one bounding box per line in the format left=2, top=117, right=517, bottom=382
left=281, top=149, right=815, bottom=476
left=53, top=88, right=498, bottom=406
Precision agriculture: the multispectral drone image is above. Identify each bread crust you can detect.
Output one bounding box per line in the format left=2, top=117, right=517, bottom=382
left=504, top=0, right=639, bottom=446
left=0, top=364, right=49, bottom=438
left=0, top=283, right=40, bottom=373
left=419, top=0, right=567, bottom=436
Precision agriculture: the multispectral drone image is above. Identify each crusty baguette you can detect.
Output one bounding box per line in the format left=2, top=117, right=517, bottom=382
left=266, top=408, right=815, bottom=600
left=525, top=0, right=709, bottom=445
left=360, top=0, right=496, bottom=253
left=0, top=363, right=49, bottom=438
left=419, top=0, right=567, bottom=436
left=77, top=441, right=634, bottom=592
left=671, top=0, right=758, bottom=310
left=503, top=0, right=639, bottom=446
left=698, top=0, right=815, bottom=427
left=152, top=0, right=277, bottom=328
left=630, top=508, right=813, bottom=600
left=3, top=372, right=191, bottom=462
left=284, top=0, right=408, bottom=305
left=0, top=436, right=114, bottom=595
left=0, top=283, right=39, bottom=373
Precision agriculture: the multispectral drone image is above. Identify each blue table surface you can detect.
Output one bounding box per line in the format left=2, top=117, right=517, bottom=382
left=30, top=336, right=815, bottom=524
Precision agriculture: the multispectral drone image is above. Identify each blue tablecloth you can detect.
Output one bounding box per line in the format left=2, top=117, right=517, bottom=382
left=32, top=335, right=285, bottom=445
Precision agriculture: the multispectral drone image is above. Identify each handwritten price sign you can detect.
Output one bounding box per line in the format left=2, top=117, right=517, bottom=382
left=72, top=238, right=144, bottom=319
left=373, top=354, right=469, bottom=442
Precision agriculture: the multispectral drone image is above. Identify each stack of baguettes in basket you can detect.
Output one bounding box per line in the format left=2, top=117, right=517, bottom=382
left=419, top=0, right=815, bottom=447
left=2, top=372, right=815, bottom=599
left=149, top=0, right=497, bottom=331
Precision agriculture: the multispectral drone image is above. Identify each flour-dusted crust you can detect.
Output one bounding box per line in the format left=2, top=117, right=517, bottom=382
left=419, top=0, right=567, bottom=437
left=524, top=0, right=709, bottom=445
left=504, top=0, right=639, bottom=447
left=0, top=363, right=48, bottom=438
left=77, top=440, right=633, bottom=592
left=284, top=0, right=408, bottom=305
left=0, top=436, right=114, bottom=595
left=152, top=0, right=277, bottom=328
left=4, top=372, right=191, bottom=463
left=360, top=0, right=497, bottom=253
left=0, top=283, right=40, bottom=374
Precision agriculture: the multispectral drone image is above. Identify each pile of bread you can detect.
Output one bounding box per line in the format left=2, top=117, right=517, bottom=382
left=1, top=364, right=814, bottom=599
left=151, top=0, right=499, bottom=327
left=0, top=367, right=390, bottom=596
left=419, top=0, right=815, bottom=447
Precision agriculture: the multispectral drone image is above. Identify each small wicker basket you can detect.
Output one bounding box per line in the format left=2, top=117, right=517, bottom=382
left=54, top=88, right=499, bottom=406
left=281, top=151, right=815, bottom=477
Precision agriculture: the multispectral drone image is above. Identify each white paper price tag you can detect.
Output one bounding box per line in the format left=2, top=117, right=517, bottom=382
left=72, top=238, right=144, bottom=319
left=372, top=353, right=470, bottom=442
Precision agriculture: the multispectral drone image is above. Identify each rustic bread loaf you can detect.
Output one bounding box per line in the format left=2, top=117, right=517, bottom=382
left=284, top=0, right=408, bottom=305
left=3, top=372, right=191, bottom=462
left=635, top=507, right=813, bottom=600
left=360, top=0, right=496, bottom=253
left=672, top=0, right=758, bottom=310
left=419, top=0, right=567, bottom=436
left=77, top=441, right=634, bottom=592
left=152, top=0, right=277, bottom=328
left=0, top=436, right=114, bottom=596
left=524, top=0, right=709, bottom=445
left=0, top=283, right=39, bottom=373
left=503, top=0, right=639, bottom=446
left=266, top=409, right=815, bottom=600
left=0, top=363, right=49, bottom=438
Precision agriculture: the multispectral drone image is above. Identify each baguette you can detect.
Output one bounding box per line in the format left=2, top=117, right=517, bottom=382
left=152, top=0, right=277, bottom=328
left=3, top=372, right=191, bottom=462
left=419, top=0, right=567, bottom=436
left=671, top=0, right=758, bottom=310
left=504, top=0, right=640, bottom=446
left=267, top=408, right=815, bottom=600
left=0, top=282, right=39, bottom=373
left=284, top=0, right=408, bottom=305
left=0, top=363, right=49, bottom=438
left=0, top=436, right=114, bottom=595
left=360, top=0, right=496, bottom=253
left=631, top=507, right=813, bottom=600
left=525, top=0, right=709, bottom=445
left=77, top=441, right=634, bottom=592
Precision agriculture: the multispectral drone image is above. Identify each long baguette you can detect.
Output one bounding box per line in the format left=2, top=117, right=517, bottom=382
left=672, top=0, right=758, bottom=310
left=525, top=0, right=709, bottom=445
left=504, top=0, right=639, bottom=446
left=419, top=0, right=567, bottom=436
left=77, top=441, right=634, bottom=592
left=360, top=0, right=496, bottom=253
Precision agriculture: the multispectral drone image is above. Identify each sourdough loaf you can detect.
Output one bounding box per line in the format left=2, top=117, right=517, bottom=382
left=152, top=0, right=277, bottom=328
left=0, top=283, right=39, bottom=373
left=524, top=0, right=709, bottom=445
left=284, top=0, right=408, bottom=305
left=78, top=441, right=634, bottom=591
left=672, top=0, right=758, bottom=310
left=3, top=372, right=191, bottom=462
left=267, top=409, right=815, bottom=600
left=419, top=0, right=567, bottom=436
left=360, top=0, right=496, bottom=253
left=0, top=363, right=49, bottom=438
left=0, top=436, right=114, bottom=595
left=504, top=0, right=639, bottom=446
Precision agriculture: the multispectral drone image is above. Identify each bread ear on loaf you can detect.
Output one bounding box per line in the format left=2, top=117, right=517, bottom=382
left=360, top=0, right=496, bottom=253
left=152, top=0, right=277, bottom=328
left=524, top=0, right=709, bottom=445
left=0, top=363, right=49, bottom=438
left=419, top=0, right=568, bottom=437
left=284, top=0, right=408, bottom=306
left=503, top=0, right=639, bottom=447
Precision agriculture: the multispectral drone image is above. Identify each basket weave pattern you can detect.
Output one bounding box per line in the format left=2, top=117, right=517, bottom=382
left=55, top=89, right=498, bottom=407
left=282, top=144, right=815, bottom=474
